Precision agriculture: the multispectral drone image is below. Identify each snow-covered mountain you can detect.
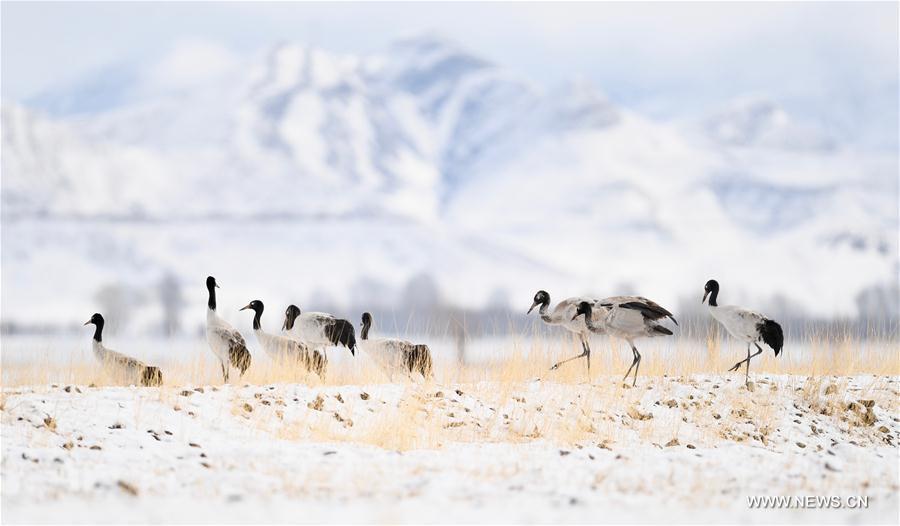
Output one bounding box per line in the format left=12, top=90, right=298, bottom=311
left=2, top=36, right=897, bottom=327
left=701, top=96, right=837, bottom=152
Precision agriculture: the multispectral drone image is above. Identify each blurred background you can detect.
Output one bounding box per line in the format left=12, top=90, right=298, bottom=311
left=1, top=2, right=897, bottom=362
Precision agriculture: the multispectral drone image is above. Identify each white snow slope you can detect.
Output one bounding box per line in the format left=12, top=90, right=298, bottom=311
left=1, top=375, right=898, bottom=523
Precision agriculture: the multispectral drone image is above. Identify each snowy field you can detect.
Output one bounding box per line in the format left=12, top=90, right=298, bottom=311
left=2, top=341, right=898, bottom=525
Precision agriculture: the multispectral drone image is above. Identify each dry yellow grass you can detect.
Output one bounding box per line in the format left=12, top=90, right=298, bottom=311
left=2, top=331, right=898, bottom=388
left=2, top=326, right=897, bottom=453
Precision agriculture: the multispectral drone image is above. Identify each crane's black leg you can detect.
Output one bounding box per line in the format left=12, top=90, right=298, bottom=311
left=729, top=345, right=750, bottom=372
left=630, top=343, right=642, bottom=387
left=748, top=343, right=766, bottom=384
left=622, top=345, right=638, bottom=385
left=550, top=348, right=589, bottom=371
left=745, top=345, right=751, bottom=384
left=583, top=336, right=591, bottom=375
left=728, top=343, right=763, bottom=385
left=550, top=336, right=590, bottom=371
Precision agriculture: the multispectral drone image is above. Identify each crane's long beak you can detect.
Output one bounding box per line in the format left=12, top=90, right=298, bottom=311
left=527, top=301, right=539, bottom=315
left=83, top=320, right=92, bottom=326
left=239, top=304, right=252, bottom=311
left=571, top=313, right=584, bottom=321
left=281, top=319, right=288, bottom=331
left=702, top=290, right=709, bottom=304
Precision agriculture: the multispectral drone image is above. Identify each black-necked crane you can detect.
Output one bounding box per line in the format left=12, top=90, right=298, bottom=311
left=240, top=300, right=326, bottom=376
left=702, top=279, right=783, bottom=385
left=205, top=276, right=251, bottom=382
left=571, top=297, right=676, bottom=386
left=527, top=290, right=604, bottom=372
left=359, top=312, right=433, bottom=380
left=84, top=313, right=163, bottom=386
left=282, top=304, right=356, bottom=357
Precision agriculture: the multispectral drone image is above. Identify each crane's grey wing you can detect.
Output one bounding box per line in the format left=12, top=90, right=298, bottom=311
left=288, top=337, right=311, bottom=354
left=738, top=309, right=765, bottom=325
left=212, top=325, right=246, bottom=348
left=297, top=313, right=343, bottom=344
left=286, top=337, right=328, bottom=375
left=102, top=348, right=145, bottom=369
left=99, top=348, right=162, bottom=385
left=213, top=326, right=252, bottom=373
left=308, top=313, right=337, bottom=328
left=615, top=297, right=678, bottom=325
left=550, top=297, right=598, bottom=321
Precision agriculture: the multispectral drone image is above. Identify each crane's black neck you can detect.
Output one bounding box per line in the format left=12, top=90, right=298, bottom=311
left=361, top=319, right=371, bottom=340
left=539, top=300, right=552, bottom=323
left=252, top=306, right=262, bottom=331
left=284, top=306, right=301, bottom=331
left=708, top=289, right=718, bottom=307
left=207, top=283, right=216, bottom=310
left=580, top=305, right=597, bottom=330
left=92, top=319, right=104, bottom=342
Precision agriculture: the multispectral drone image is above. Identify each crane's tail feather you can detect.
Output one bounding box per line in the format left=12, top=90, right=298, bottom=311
left=758, top=319, right=784, bottom=356
left=651, top=325, right=673, bottom=336
left=141, top=366, right=163, bottom=387
left=230, top=346, right=252, bottom=375
left=326, top=319, right=357, bottom=354
left=406, top=345, right=433, bottom=378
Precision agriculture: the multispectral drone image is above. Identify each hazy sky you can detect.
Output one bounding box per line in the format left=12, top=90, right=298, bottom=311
left=2, top=2, right=897, bottom=138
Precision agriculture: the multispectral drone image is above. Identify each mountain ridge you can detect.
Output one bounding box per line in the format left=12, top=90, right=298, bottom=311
left=2, top=35, right=897, bottom=320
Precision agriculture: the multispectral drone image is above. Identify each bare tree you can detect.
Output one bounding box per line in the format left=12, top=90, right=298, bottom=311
left=157, top=272, right=184, bottom=337
left=453, top=319, right=467, bottom=365
left=351, top=276, right=393, bottom=311
left=856, top=283, right=900, bottom=322
left=401, top=273, right=441, bottom=311
left=486, top=287, right=511, bottom=311
left=94, top=283, right=145, bottom=334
